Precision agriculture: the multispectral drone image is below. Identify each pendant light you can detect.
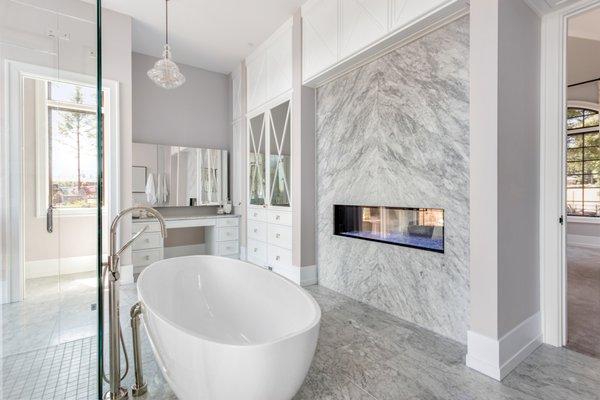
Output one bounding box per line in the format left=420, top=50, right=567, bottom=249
left=147, top=0, right=186, bottom=89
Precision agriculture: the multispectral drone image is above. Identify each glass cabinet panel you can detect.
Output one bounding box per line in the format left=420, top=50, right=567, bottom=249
left=269, top=100, right=291, bottom=207
left=249, top=113, right=266, bottom=205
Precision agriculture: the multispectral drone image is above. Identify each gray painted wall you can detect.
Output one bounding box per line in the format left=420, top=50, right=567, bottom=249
left=132, top=52, right=230, bottom=150
left=103, top=8, right=134, bottom=266
left=316, top=17, right=470, bottom=343
left=497, top=0, right=540, bottom=337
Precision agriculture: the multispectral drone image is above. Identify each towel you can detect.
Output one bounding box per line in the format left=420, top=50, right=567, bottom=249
left=156, top=173, right=163, bottom=205
left=145, top=173, right=157, bottom=205
left=161, top=174, right=169, bottom=203
left=156, top=173, right=169, bottom=205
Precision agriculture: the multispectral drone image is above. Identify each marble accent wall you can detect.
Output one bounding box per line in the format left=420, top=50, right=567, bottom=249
left=316, top=17, right=470, bottom=343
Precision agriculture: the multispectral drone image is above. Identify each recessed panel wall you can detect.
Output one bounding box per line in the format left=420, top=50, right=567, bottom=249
left=316, top=16, right=469, bottom=342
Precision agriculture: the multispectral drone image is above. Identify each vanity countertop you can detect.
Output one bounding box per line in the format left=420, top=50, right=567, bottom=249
left=133, top=214, right=240, bottom=222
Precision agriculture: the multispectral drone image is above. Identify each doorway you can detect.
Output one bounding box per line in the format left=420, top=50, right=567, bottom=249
left=22, top=77, right=104, bottom=303
left=540, top=0, right=600, bottom=354
left=564, top=8, right=600, bottom=358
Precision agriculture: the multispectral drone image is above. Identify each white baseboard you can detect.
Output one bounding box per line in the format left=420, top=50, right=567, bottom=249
left=164, top=244, right=206, bottom=258
left=567, top=234, right=600, bottom=249
left=300, top=265, right=318, bottom=286
left=466, top=312, right=542, bottom=380
left=25, top=255, right=97, bottom=279
left=272, top=264, right=318, bottom=286
left=1, top=279, right=9, bottom=304
left=121, top=264, right=134, bottom=285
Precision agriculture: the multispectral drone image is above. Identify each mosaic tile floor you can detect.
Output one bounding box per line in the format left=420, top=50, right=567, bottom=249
left=1, top=337, right=96, bottom=400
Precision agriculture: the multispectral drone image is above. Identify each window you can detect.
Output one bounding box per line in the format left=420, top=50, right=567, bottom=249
left=35, top=79, right=106, bottom=216
left=566, top=106, right=600, bottom=217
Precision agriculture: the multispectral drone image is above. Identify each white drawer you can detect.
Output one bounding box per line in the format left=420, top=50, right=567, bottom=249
left=248, top=220, right=267, bottom=242
left=248, top=208, right=267, bottom=222
left=268, top=210, right=292, bottom=226
left=132, top=232, right=163, bottom=250
left=247, top=239, right=267, bottom=266
left=217, top=226, right=239, bottom=242
left=132, top=249, right=163, bottom=267
left=268, top=244, right=292, bottom=270
left=217, top=217, right=239, bottom=227
left=133, top=221, right=161, bottom=233
left=268, top=224, right=292, bottom=250
left=218, top=240, right=239, bottom=256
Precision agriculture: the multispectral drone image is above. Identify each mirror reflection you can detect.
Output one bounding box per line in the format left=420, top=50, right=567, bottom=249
left=132, top=142, right=228, bottom=207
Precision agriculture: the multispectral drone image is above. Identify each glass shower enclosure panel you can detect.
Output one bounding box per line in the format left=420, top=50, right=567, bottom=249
left=0, top=1, right=103, bottom=398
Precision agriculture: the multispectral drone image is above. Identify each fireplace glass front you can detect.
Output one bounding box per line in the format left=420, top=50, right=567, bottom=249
left=333, top=205, right=444, bottom=252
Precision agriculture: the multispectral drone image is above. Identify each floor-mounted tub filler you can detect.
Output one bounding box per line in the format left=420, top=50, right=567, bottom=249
left=137, top=255, right=321, bottom=400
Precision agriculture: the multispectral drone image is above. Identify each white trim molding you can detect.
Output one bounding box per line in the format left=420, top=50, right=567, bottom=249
left=466, top=312, right=543, bottom=381
left=300, top=265, right=318, bottom=286
left=120, top=264, right=134, bottom=285
left=271, top=264, right=317, bottom=286
left=539, top=0, right=600, bottom=348
left=25, top=255, right=97, bottom=279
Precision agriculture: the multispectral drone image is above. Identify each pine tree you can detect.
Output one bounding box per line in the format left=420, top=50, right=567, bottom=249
left=56, top=86, right=95, bottom=193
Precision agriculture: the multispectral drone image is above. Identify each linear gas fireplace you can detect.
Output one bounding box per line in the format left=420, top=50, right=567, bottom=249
left=333, top=205, right=444, bottom=253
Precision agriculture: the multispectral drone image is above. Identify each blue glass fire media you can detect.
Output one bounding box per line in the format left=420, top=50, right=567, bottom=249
left=333, top=205, right=444, bottom=253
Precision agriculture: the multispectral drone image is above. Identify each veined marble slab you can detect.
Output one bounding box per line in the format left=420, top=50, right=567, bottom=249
left=316, top=16, right=470, bottom=343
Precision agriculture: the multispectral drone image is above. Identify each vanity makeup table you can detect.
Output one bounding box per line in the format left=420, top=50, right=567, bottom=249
left=131, top=214, right=240, bottom=270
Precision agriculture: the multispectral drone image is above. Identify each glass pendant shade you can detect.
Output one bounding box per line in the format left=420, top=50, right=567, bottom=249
left=147, top=44, right=186, bottom=89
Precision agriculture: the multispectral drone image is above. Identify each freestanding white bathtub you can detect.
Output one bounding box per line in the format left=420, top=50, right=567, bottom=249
left=137, top=255, right=321, bottom=400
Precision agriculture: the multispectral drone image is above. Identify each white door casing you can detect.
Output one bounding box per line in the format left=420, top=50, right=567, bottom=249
left=539, top=0, right=600, bottom=347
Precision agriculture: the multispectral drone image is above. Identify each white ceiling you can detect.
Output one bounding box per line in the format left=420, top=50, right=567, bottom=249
left=569, top=6, right=600, bottom=42
left=100, top=0, right=306, bottom=74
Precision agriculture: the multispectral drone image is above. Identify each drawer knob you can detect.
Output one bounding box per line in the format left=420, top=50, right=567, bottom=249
left=145, top=238, right=150, bottom=243
left=276, top=233, right=281, bottom=238
left=253, top=213, right=258, bottom=217
left=145, top=255, right=150, bottom=260
left=276, top=255, right=280, bottom=261
left=253, top=248, right=258, bottom=252
left=254, top=228, right=258, bottom=233
left=275, top=215, right=280, bottom=220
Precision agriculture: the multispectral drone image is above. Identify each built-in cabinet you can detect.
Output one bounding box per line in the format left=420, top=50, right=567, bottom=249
left=245, top=19, right=293, bottom=112
left=132, top=215, right=241, bottom=270
left=247, top=99, right=293, bottom=271
left=302, top=0, right=466, bottom=84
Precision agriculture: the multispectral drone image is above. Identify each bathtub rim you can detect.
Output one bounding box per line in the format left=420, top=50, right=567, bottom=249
left=137, top=254, right=321, bottom=348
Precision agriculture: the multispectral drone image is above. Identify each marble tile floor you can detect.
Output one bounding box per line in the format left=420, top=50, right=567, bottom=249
left=3, top=277, right=600, bottom=399
left=566, top=244, right=600, bottom=358
left=2, top=272, right=99, bottom=358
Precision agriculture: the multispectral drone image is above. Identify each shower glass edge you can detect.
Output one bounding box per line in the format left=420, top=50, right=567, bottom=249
left=96, top=1, right=104, bottom=399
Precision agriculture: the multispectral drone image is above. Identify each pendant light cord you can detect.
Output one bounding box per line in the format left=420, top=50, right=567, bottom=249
left=165, top=0, right=169, bottom=46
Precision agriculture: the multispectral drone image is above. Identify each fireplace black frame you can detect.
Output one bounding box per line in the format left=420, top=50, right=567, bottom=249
left=333, top=204, right=445, bottom=253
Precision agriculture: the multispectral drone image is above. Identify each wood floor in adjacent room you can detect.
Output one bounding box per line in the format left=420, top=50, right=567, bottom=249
left=567, top=244, right=600, bottom=358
